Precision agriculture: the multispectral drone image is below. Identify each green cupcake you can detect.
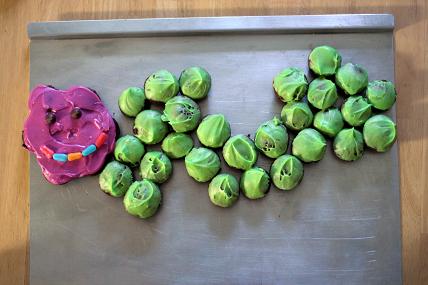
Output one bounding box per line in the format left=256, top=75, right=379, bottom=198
left=144, top=69, right=179, bottom=103
left=273, top=67, right=308, bottom=102
left=134, top=110, right=169, bottom=144
left=366, top=80, right=396, bottom=111
left=240, top=167, right=270, bottom=199
left=223, top=135, right=258, bottom=170
left=280, top=101, right=314, bottom=131
left=270, top=155, right=304, bottom=190
left=161, top=132, right=194, bottom=159
left=114, top=135, right=145, bottom=167
left=308, top=45, right=342, bottom=76
left=99, top=161, right=133, bottom=197
left=197, top=114, right=231, bottom=148
left=333, top=128, right=364, bottom=161
left=179, top=66, right=211, bottom=100
left=254, top=117, right=288, bottom=159
left=123, top=179, right=161, bottom=219
left=208, top=174, right=239, bottom=208
left=139, top=151, right=172, bottom=184
left=363, top=115, right=397, bottom=152
left=341, top=96, right=372, bottom=127
left=292, top=128, right=327, bottom=163
left=185, top=147, right=221, bottom=182
left=118, top=87, right=146, bottom=117
left=161, top=96, right=201, bottom=133
left=313, top=108, right=344, bottom=138
left=335, top=63, right=369, bottom=95
left=307, top=78, right=338, bottom=110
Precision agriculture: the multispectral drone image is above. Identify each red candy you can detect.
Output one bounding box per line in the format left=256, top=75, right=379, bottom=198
left=95, top=132, right=108, bottom=148
left=40, top=145, right=54, bottom=159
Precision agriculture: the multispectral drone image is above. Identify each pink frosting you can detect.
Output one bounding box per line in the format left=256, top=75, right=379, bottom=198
left=23, top=85, right=116, bottom=184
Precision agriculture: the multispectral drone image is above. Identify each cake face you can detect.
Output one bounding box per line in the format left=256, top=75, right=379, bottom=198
left=208, top=174, right=239, bottom=208
left=161, top=96, right=201, bottom=133
left=273, top=67, right=308, bottom=102
left=144, top=69, right=179, bottom=103
left=23, top=85, right=116, bottom=184
left=307, top=78, right=338, bottom=110
left=123, top=179, right=161, bottom=219
left=222, top=135, right=258, bottom=170
left=366, top=80, right=396, bottom=111
left=313, top=108, right=344, bottom=138
left=240, top=167, right=270, bottom=199
left=133, top=110, right=169, bottom=144
left=341, top=96, right=372, bottom=127
left=335, top=63, right=368, bottom=95
left=161, top=132, right=194, bottom=159
left=280, top=102, right=314, bottom=131
left=333, top=128, right=364, bottom=161
left=185, top=147, right=221, bottom=182
left=270, top=154, right=304, bottom=190
left=308, top=45, right=342, bottom=76
left=179, top=66, right=212, bottom=100
left=118, top=87, right=145, bottom=117
left=139, top=151, right=172, bottom=184
left=99, top=161, right=133, bottom=197
left=196, top=114, right=231, bottom=148
left=292, top=128, right=327, bottom=163
left=363, top=115, right=397, bottom=152
left=114, top=135, right=145, bottom=167
left=254, top=117, right=288, bottom=159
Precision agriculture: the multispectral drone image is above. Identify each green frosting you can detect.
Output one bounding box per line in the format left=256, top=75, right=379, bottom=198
left=240, top=167, right=270, bottom=199
left=223, top=135, right=258, bottom=170
left=254, top=117, right=288, bottom=159
left=307, top=78, right=338, bottom=110
left=333, top=128, right=364, bottom=161
left=161, top=96, right=201, bottom=133
left=123, top=179, right=161, bottom=219
left=341, top=96, right=372, bottom=127
left=133, top=110, right=169, bottom=144
left=363, top=115, right=397, bottom=152
left=273, top=67, right=308, bottom=102
left=161, top=132, right=193, bottom=159
left=144, top=69, right=179, bottom=103
left=179, top=66, right=211, bottom=100
left=270, top=154, right=304, bottom=190
left=99, top=161, right=133, bottom=197
left=280, top=101, right=314, bottom=131
left=185, top=147, right=221, bottom=182
left=313, top=108, right=344, bottom=138
left=196, top=114, right=231, bottom=148
left=308, top=45, right=342, bottom=76
left=139, top=151, right=172, bottom=184
left=335, top=63, right=369, bottom=95
left=292, top=128, right=327, bottom=163
left=114, top=135, right=145, bottom=167
left=118, top=87, right=145, bottom=117
left=208, top=174, right=239, bottom=208
left=366, top=80, right=396, bottom=111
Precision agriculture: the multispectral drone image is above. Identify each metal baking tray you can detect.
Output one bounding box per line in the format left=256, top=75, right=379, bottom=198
left=28, top=14, right=401, bottom=285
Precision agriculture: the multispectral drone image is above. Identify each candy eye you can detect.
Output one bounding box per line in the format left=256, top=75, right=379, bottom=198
left=45, top=111, right=56, bottom=125
left=71, top=107, right=82, bottom=119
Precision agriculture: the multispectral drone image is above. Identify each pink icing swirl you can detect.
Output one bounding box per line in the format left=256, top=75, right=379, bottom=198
left=23, top=85, right=116, bottom=184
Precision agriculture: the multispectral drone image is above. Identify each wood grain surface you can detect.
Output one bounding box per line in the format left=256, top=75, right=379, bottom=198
left=0, top=1, right=426, bottom=284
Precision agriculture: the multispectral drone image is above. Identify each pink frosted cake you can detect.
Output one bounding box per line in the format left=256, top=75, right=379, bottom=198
left=23, top=85, right=116, bottom=184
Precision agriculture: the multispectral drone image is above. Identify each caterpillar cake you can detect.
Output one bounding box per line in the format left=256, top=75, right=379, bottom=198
left=23, top=85, right=116, bottom=184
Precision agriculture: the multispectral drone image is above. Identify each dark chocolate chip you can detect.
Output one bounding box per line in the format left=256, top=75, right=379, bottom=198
left=45, top=112, right=56, bottom=125
left=71, top=107, right=82, bottom=119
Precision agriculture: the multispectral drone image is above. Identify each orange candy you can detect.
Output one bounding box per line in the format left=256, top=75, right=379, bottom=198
left=68, top=152, right=82, bottom=161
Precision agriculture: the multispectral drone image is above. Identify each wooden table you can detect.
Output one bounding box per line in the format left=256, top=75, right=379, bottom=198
left=0, top=1, right=426, bottom=284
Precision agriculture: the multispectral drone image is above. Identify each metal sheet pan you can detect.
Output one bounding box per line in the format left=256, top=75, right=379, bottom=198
left=29, top=15, right=401, bottom=285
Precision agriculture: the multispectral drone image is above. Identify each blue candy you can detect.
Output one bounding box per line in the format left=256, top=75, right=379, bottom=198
left=82, top=144, right=97, bottom=156
left=53, top=153, right=68, bottom=162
